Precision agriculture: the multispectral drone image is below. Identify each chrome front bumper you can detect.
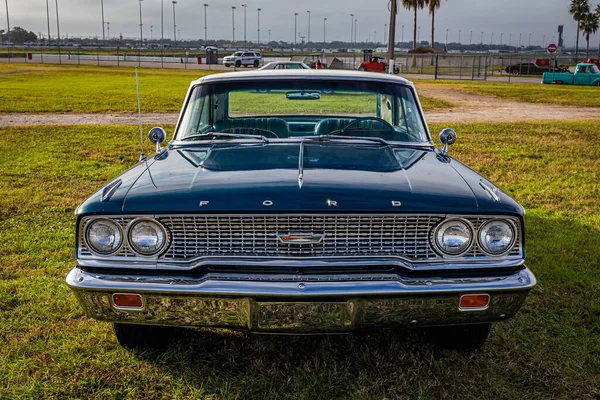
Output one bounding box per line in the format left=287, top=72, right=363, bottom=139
left=66, top=267, right=536, bottom=333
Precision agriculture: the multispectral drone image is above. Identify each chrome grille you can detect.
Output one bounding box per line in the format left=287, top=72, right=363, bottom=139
left=159, top=215, right=444, bottom=261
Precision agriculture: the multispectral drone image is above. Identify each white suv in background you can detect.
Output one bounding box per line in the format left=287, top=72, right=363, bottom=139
left=223, top=51, right=262, bottom=68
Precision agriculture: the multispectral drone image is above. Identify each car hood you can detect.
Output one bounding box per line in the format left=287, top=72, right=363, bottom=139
left=94, top=143, right=523, bottom=215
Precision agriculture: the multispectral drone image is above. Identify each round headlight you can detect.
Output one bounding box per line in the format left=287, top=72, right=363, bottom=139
left=85, top=219, right=123, bottom=255
left=434, top=219, right=473, bottom=256
left=479, top=220, right=515, bottom=255
left=127, top=219, right=168, bottom=256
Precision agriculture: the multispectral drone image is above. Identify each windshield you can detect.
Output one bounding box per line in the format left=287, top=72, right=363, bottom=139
left=176, top=79, right=430, bottom=143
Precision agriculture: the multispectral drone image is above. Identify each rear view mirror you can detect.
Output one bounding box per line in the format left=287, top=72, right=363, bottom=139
left=286, top=91, right=321, bottom=100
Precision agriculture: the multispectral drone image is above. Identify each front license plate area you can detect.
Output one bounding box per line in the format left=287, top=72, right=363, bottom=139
left=256, top=302, right=354, bottom=332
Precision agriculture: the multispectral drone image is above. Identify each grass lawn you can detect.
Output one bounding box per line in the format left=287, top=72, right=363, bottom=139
left=414, top=78, right=600, bottom=107
left=0, top=63, right=452, bottom=113
left=1, top=122, right=599, bottom=398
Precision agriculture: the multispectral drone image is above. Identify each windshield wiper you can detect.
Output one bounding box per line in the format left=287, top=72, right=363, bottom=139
left=180, top=132, right=270, bottom=143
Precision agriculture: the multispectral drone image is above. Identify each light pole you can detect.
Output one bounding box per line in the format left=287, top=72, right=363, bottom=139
left=528, top=33, right=531, bottom=47
left=509, top=33, right=512, bottom=46
left=241, top=4, right=247, bottom=48
left=294, top=13, right=298, bottom=45
left=203, top=4, right=208, bottom=42
left=4, top=0, right=10, bottom=46
left=231, top=6, right=236, bottom=46
left=55, top=0, right=61, bottom=62
left=46, top=0, right=51, bottom=44
left=491, top=32, right=494, bottom=45
left=257, top=8, right=261, bottom=45
left=138, top=0, right=144, bottom=47
left=401, top=25, right=404, bottom=43
left=100, top=0, right=105, bottom=44
left=161, top=0, right=164, bottom=66
left=306, top=10, right=311, bottom=43
left=480, top=31, right=483, bottom=45
left=268, top=29, right=271, bottom=43
left=354, top=19, right=358, bottom=44
left=500, top=32, right=503, bottom=46
left=417, top=26, right=420, bottom=44
left=384, top=23, right=387, bottom=46
left=445, top=28, right=448, bottom=46
left=323, top=17, right=327, bottom=45
left=106, top=22, right=110, bottom=40
left=469, top=30, right=472, bottom=46
left=150, top=25, right=153, bottom=41
left=519, top=33, right=522, bottom=48
left=458, top=29, right=461, bottom=46
left=172, top=1, right=177, bottom=43
left=350, top=14, right=354, bottom=45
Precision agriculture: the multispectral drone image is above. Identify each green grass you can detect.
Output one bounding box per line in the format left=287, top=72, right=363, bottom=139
left=0, top=63, right=452, bottom=113
left=1, top=122, right=599, bottom=398
left=414, top=78, right=600, bottom=107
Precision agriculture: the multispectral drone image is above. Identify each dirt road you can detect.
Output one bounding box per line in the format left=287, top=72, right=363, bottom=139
left=1, top=88, right=599, bottom=127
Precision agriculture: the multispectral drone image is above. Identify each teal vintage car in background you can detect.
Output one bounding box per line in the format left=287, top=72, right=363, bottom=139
left=542, top=63, right=600, bottom=86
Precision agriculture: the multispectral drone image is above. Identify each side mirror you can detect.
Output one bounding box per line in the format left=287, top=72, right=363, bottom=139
left=148, top=127, right=166, bottom=154
left=439, top=128, right=457, bottom=156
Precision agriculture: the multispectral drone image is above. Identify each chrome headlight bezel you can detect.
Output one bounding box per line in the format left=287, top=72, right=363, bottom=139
left=83, top=218, right=124, bottom=256
left=477, top=219, right=517, bottom=257
left=432, top=218, right=474, bottom=257
left=125, top=217, right=170, bottom=257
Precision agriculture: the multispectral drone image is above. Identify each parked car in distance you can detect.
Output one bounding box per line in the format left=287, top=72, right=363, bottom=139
left=67, top=70, right=536, bottom=351
left=505, top=61, right=566, bottom=75
left=223, top=51, right=262, bottom=67
left=259, top=61, right=310, bottom=70
left=542, top=63, right=600, bottom=85
left=358, top=56, right=399, bottom=74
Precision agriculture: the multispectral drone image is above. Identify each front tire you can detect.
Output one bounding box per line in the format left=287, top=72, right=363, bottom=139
left=235, top=60, right=241, bottom=68
left=393, top=67, right=400, bottom=74
left=427, top=323, right=491, bottom=350
left=113, top=323, right=181, bottom=350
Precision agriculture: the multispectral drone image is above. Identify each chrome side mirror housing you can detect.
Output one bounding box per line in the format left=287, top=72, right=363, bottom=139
left=148, top=127, right=167, bottom=154
left=439, top=128, right=457, bottom=156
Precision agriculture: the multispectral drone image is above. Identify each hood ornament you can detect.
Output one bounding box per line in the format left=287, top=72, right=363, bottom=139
left=277, top=232, right=326, bottom=245
left=298, top=141, right=304, bottom=189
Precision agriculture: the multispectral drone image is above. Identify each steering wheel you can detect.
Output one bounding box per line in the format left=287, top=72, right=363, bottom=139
left=220, top=127, right=280, bottom=138
left=339, top=117, right=395, bottom=134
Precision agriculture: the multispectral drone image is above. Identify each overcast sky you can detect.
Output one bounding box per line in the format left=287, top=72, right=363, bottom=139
left=3, top=0, right=600, bottom=47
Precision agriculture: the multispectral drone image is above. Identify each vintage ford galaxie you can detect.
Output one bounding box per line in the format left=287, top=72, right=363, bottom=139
left=67, top=70, right=536, bottom=350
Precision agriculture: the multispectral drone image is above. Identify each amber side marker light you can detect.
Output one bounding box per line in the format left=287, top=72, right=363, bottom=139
left=112, top=293, right=143, bottom=309
left=459, top=294, right=490, bottom=310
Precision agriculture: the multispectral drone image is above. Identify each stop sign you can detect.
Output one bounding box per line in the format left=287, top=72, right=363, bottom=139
left=547, top=44, right=557, bottom=54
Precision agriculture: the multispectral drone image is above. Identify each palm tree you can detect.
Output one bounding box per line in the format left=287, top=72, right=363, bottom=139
left=402, top=0, right=427, bottom=49
left=428, top=0, right=441, bottom=48
left=569, top=0, right=590, bottom=58
left=580, top=12, right=599, bottom=58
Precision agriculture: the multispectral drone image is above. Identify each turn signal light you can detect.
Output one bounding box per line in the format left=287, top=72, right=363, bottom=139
left=113, top=293, right=143, bottom=309
left=459, top=294, right=490, bottom=310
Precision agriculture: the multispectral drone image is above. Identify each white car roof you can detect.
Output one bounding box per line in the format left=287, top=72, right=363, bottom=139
left=192, top=69, right=413, bottom=86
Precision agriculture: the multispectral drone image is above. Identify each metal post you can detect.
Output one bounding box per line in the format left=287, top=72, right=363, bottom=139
left=471, top=56, right=475, bottom=80
left=139, top=0, right=143, bottom=67
left=100, top=0, right=105, bottom=44
left=459, top=55, right=463, bottom=79
left=434, top=54, right=439, bottom=79
left=4, top=0, right=10, bottom=62
left=172, top=1, right=177, bottom=43
left=161, top=0, right=164, bottom=68
left=350, top=14, right=354, bottom=45
left=257, top=8, right=261, bottom=45
left=323, top=17, right=326, bottom=45
left=204, top=4, right=208, bottom=42
left=241, top=4, right=247, bottom=48
left=307, top=10, right=311, bottom=44
left=231, top=6, right=236, bottom=47
left=294, top=13, right=298, bottom=45
left=46, top=0, right=51, bottom=45
left=55, top=0, right=61, bottom=64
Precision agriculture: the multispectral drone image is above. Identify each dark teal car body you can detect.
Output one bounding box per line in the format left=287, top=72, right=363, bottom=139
left=68, top=70, right=535, bottom=350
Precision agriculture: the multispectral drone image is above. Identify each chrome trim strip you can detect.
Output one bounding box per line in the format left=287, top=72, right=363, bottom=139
left=298, top=140, right=304, bottom=189
left=480, top=181, right=500, bottom=202
left=101, top=179, right=122, bottom=202
left=66, top=266, right=537, bottom=297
